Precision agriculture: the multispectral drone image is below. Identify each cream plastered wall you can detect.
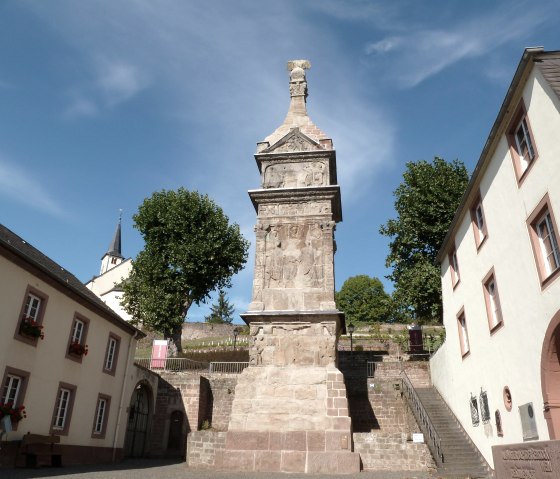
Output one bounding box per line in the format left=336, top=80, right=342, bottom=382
left=0, top=255, right=138, bottom=451
left=431, top=67, right=560, bottom=467
left=86, top=259, right=132, bottom=322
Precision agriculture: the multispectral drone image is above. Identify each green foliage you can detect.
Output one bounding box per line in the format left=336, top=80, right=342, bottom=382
left=122, top=188, right=250, bottom=347
left=380, top=158, right=469, bottom=323
left=205, top=290, right=236, bottom=324
left=336, top=275, right=393, bottom=323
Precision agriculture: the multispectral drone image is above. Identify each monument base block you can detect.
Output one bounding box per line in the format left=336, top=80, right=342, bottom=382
left=220, top=430, right=361, bottom=473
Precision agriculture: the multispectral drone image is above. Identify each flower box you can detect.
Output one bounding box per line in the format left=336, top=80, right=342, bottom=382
left=68, top=342, right=88, bottom=357
left=0, top=403, right=26, bottom=423
left=20, top=317, right=44, bottom=340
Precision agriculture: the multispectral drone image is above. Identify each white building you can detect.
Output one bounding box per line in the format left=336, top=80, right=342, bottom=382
left=431, top=47, right=560, bottom=467
left=0, top=223, right=157, bottom=467
left=86, top=218, right=133, bottom=322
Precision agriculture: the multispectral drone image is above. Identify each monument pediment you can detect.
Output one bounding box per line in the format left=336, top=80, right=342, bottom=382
left=263, top=128, right=323, bottom=154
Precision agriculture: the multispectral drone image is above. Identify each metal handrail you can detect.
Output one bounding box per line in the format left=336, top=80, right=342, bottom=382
left=209, top=362, right=249, bottom=374
left=401, top=371, right=444, bottom=465
left=134, top=357, right=208, bottom=371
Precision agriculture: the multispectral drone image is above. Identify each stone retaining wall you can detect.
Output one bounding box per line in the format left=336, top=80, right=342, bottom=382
left=187, top=431, right=227, bottom=467
left=182, top=322, right=237, bottom=341
left=353, top=432, right=436, bottom=471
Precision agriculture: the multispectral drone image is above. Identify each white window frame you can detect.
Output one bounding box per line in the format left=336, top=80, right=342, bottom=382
left=515, top=117, right=535, bottom=172
left=53, top=388, right=71, bottom=430
left=105, top=338, right=117, bottom=371
left=24, top=294, right=41, bottom=321
left=536, top=212, right=560, bottom=276
left=508, top=101, right=538, bottom=183
left=449, top=248, right=460, bottom=287
left=93, top=398, right=107, bottom=434
left=457, top=310, right=470, bottom=357
left=71, top=319, right=84, bottom=344
left=1, top=374, right=21, bottom=405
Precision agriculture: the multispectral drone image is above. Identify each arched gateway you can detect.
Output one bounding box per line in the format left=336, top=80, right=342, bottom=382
left=541, top=310, right=560, bottom=439
left=124, top=381, right=153, bottom=457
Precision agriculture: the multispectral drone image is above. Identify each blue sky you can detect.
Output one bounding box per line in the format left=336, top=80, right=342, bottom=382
left=1, top=0, right=559, bottom=323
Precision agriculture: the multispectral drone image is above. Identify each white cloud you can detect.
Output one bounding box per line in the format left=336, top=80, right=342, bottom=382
left=0, top=157, right=65, bottom=217
left=365, top=37, right=402, bottom=55
left=363, top=2, right=553, bottom=88
left=95, top=58, right=150, bottom=107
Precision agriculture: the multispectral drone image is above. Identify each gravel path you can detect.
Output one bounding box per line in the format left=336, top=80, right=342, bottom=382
left=0, top=459, right=436, bottom=479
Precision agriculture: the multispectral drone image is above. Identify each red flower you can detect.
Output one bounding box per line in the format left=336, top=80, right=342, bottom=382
left=20, top=317, right=44, bottom=339
left=0, top=403, right=26, bottom=422
left=69, top=342, right=88, bottom=356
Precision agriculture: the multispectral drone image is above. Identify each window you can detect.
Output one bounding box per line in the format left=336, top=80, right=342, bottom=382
left=15, top=286, right=48, bottom=345
left=71, top=319, right=84, bottom=343
left=470, top=197, right=488, bottom=248
left=483, top=269, right=503, bottom=332
left=537, top=213, right=560, bottom=274
left=507, top=101, right=538, bottom=182
left=0, top=367, right=29, bottom=431
left=51, top=382, right=76, bottom=435
left=92, top=394, right=111, bottom=438
left=527, top=194, right=560, bottom=288
left=66, top=315, right=89, bottom=363
left=457, top=309, right=470, bottom=357
left=103, top=334, right=121, bottom=375
left=449, top=248, right=460, bottom=288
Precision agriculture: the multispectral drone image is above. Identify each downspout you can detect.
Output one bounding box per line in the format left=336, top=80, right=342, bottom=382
left=112, top=329, right=142, bottom=462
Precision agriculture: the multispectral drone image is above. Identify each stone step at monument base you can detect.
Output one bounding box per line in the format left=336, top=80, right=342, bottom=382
left=220, top=430, right=361, bottom=474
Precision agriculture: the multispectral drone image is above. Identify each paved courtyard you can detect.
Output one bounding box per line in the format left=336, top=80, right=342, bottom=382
left=0, top=459, right=436, bottom=479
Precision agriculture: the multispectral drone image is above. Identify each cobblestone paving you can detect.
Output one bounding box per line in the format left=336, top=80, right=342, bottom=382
left=0, top=459, right=436, bottom=479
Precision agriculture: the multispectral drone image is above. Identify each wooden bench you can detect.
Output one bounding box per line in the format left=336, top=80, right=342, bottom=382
left=17, top=433, right=62, bottom=468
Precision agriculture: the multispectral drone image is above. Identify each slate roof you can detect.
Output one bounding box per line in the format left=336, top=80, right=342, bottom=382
left=0, top=223, right=142, bottom=336
left=536, top=51, right=560, bottom=101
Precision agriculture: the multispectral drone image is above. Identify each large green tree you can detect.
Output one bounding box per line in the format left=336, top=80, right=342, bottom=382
left=380, top=157, right=469, bottom=323
left=336, top=275, right=393, bottom=324
left=205, top=290, right=235, bottom=324
left=122, top=188, right=249, bottom=352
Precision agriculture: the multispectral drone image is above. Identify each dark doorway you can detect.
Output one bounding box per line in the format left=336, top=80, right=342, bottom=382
left=125, top=384, right=151, bottom=457
left=167, top=410, right=184, bottom=454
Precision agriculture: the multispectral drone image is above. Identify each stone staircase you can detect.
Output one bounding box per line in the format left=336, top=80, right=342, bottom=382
left=415, top=387, right=492, bottom=478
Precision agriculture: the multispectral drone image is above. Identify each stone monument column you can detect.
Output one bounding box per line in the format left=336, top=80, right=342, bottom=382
left=223, top=60, right=360, bottom=474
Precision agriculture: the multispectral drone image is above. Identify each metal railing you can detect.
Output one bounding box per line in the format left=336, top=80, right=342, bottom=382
left=209, top=362, right=249, bottom=375
left=134, top=357, right=208, bottom=372
left=401, top=371, right=444, bottom=465
left=367, top=361, right=376, bottom=378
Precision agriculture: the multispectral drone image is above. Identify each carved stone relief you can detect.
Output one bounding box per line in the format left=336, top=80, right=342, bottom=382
left=248, top=322, right=337, bottom=367
left=258, top=201, right=331, bottom=218
left=263, top=161, right=327, bottom=189
left=262, top=223, right=327, bottom=290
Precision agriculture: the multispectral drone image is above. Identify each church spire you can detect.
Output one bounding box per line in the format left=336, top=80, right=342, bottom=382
left=107, top=211, right=123, bottom=257
left=100, top=210, right=124, bottom=275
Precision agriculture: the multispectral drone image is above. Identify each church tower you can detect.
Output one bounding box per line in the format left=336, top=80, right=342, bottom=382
left=99, top=214, right=124, bottom=275
left=224, top=61, right=360, bottom=474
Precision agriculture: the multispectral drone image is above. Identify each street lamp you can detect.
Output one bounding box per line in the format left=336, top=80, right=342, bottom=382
left=347, top=323, right=355, bottom=353
left=233, top=327, right=239, bottom=351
